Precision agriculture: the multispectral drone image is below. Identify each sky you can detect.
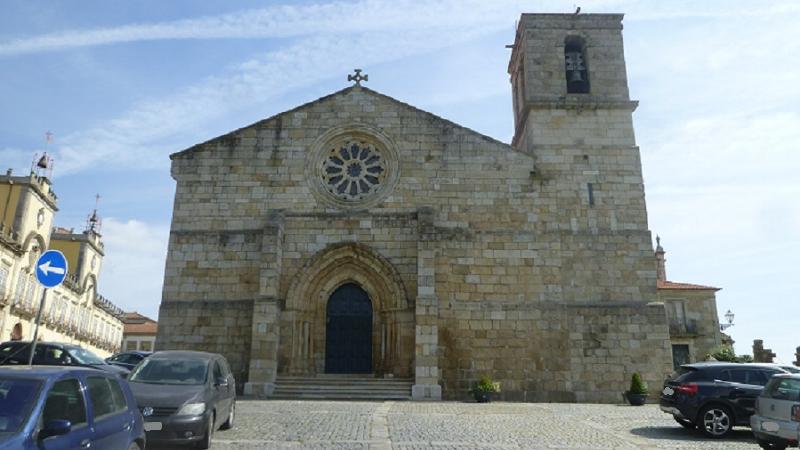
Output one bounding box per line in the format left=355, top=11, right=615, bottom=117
left=1, top=0, right=798, bottom=362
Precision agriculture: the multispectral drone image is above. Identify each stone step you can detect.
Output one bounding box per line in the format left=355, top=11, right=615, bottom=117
left=275, top=385, right=411, bottom=393
left=276, top=380, right=411, bottom=386
left=272, top=375, right=413, bottom=400
left=271, top=392, right=412, bottom=400
left=277, top=376, right=412, bottom=382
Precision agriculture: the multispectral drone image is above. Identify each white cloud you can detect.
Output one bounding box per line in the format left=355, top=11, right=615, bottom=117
left=49, top=22, right=522, bottom=175
left=97, top=218, right=169, bottom=320
left=2, top=0, right=797, bottom=58
left=0, top=0, right=530, bottom=56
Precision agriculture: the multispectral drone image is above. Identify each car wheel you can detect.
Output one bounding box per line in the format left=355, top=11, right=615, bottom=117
left=757, top=438, right=788, bottom=450
left=673, top=416, right=696, bottom=429
left=196, top=413, right=214, bottom=449
left=697, top=404, right=734, bottom=438
left=221, top=402, right=235, bottom=430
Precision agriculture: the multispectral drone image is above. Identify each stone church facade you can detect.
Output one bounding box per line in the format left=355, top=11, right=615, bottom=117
left=157, top=13, right=697, bottom=402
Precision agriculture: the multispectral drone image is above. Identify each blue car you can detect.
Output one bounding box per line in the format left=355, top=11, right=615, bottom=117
left=0, top=366, right=145, bottom=450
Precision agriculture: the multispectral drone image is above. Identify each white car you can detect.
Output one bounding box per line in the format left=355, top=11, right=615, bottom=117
left=751, top=373, right=800, bottom=450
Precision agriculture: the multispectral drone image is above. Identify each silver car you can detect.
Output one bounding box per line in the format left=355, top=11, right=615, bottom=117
left=751, top=373, right=800, bottom=450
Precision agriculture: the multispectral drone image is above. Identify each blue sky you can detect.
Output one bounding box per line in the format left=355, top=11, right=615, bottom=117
left=1, top=0, right=798, bottom=362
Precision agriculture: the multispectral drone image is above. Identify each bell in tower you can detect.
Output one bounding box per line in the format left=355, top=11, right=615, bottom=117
left=564, top=37, right=589, bottom=93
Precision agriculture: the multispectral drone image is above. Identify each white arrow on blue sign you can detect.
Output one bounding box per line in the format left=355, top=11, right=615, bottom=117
left=35, top=250, right=69, bottom=288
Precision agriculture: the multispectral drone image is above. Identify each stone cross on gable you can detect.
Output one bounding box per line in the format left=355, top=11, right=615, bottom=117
left=348, top=69, right=368, bottom=86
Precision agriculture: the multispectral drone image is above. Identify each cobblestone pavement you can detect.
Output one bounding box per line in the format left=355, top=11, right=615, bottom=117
left=204, top=400, right=759, bottom=449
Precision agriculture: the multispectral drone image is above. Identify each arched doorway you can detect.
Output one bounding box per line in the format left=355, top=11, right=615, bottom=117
left=325, top=283, right=372, bottom=374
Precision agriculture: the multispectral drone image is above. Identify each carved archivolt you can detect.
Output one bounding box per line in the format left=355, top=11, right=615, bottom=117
left=285, top=242, right=409, bottom=314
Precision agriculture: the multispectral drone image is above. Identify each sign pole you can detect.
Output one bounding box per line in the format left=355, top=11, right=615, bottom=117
left=28, top=287, right=48, bottom=366
left=29, top=249, right=68, bottom=367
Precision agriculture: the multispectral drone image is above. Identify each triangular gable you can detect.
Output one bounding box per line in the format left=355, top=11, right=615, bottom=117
left=170, top=86, right=514, bottom=159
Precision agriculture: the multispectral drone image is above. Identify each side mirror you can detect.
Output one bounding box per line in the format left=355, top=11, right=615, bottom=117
left=215, top=377, right=229, bottom=388
left=41, top=419, right=71, bottom=439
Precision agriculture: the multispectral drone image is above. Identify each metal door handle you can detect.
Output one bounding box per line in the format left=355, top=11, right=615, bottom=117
left=124, top=422, right=131, bottom=431
left=80, top=438, right=91, bottom=448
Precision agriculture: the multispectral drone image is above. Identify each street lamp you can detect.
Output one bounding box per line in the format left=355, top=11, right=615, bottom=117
left=720, top=310, right=735, bottom=331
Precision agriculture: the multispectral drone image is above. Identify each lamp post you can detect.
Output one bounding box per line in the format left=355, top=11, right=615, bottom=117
left=720, top=309, right=735, bottom=331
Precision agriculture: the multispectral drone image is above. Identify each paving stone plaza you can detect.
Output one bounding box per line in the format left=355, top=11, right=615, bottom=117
left=201, top=400, right=757, bottom=449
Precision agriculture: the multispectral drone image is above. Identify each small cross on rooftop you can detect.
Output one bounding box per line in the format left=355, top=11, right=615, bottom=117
left=348, top=69, right=368, bottom=86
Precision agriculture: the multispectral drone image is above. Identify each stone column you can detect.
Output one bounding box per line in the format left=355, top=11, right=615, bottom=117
left=244, top=211, right=283, bottom=397
left=753, top=339, right=776, bottom=363
left=412, top=207, right=441, bottom=400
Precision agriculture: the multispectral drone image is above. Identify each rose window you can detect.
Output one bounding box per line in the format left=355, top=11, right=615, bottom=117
left=321, top=141, right=386, bottom=201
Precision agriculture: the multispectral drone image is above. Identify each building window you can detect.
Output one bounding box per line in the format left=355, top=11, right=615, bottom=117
left=46, top=295, right=58, bottom=323
left=565, top=36, right=590, bottom=94
left=59, top=300, right=68, bottom=323
left=322, top=140, right=386, bottom=201
left=669, top=300, right=687, bottom=326
left=11, top=322, right=23, bottom=340
left=0, top=265, right=9, bottom=300
left=13, top=272, right=25, bottom=305
left=672, top=344, right=691, bottom=370
left=24, top=276, right=36, bottom=310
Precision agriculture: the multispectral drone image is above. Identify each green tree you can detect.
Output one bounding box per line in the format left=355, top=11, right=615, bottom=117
left=707, top=345, right=753, bottom=363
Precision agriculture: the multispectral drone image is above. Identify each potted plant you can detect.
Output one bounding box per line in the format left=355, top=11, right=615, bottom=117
left=624, top=372, right=648, bottom=406
left=471, top=375, right=500, bottom=403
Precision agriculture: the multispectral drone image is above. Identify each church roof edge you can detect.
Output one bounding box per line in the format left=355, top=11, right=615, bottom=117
left=657, top=280, right=721, bottom=292
left=170, top=85, right=514, bottom=160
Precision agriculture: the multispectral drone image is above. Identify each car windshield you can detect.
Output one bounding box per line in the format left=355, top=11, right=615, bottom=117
left=0, top=378, right=41, bottom=433
left=67, top=347, right=106, bottom=365
left=128, top=358, right=208, bottom=385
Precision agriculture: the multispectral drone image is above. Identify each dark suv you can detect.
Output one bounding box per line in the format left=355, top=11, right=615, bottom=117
left=660, top=362, right=787, bottom=438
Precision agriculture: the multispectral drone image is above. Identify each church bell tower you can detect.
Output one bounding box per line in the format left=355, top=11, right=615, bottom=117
left=508, top=13, right=648, bottom=236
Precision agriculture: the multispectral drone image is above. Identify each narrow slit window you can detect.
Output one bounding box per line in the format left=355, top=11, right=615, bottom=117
left=565, top=37, right=590, bottom=94
left=587, top=183, right=595, bottom=206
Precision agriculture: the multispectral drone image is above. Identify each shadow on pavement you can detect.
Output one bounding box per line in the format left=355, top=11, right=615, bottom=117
left=630, top=426, right=756, bottom=443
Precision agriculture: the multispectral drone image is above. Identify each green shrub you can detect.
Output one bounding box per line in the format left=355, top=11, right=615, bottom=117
left=628, top=373, right=648, bottom=395
left=708, top=345, right=737, bottom=362
left=472, top=375, right=501, bottom=393
left=707, top=345, right=753, bottom=363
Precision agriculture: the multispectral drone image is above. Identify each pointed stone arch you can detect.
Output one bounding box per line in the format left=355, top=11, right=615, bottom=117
left=286, top=242, right=409, bottom=313
left=282, top=242, right=413, bottom=376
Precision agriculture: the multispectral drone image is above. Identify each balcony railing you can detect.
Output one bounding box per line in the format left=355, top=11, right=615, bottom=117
left=669, top=319, right=699, bottom=337
left=95, top=293, right=124, bottom=318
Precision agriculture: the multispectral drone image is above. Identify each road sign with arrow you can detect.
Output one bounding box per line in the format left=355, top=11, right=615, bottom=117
left=35, top=250, right=68, bottom=288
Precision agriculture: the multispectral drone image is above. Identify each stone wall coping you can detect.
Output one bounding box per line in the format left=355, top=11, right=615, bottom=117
left=517, top=13, right=625, bottom=30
